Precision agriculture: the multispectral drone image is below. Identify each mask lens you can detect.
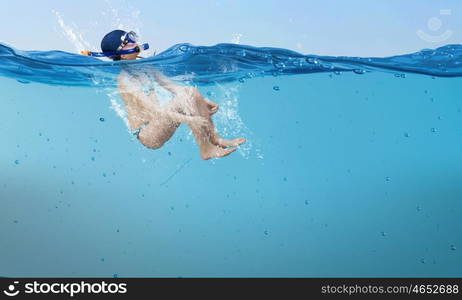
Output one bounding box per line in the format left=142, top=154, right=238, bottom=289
left=127, top=31, right=139, bottom=43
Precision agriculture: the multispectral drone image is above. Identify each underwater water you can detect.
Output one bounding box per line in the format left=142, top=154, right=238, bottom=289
left=0, top=43, right=461, bottom=277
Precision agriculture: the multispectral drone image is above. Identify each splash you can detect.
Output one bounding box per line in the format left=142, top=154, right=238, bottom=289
left=231, top=33, right=243, bottom=44
left=52, top=0, right=152, bottom=56
left=103, top=0, right=143, bottom=37
left=52, top=10, right=95, bottom=52
left=211, top=83, right=258, bottom=159
left=105, top=88, right=130, bottom=132
left=1, top=41, right=460, bottom=159
left=1, top=43, right=461, bottom=89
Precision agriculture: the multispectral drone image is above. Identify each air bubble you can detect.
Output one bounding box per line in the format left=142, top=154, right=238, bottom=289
left=306, top=57, right=319, bottom=64
left=274, top=62, right=286, bottom=69
left=321, top=64, right=334, bottom=70
left=179, top=45, right=189, bottom=52
left=293, top=59, right=304, bottom=66
left=273, top=86, right=280, bottom=91
left=99, top=117, right=105, bottom=122
left=353, top=69, right=366, bottom=75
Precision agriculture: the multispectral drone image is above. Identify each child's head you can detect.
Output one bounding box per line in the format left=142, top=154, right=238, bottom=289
left=100, top=30, right=141, bottom=61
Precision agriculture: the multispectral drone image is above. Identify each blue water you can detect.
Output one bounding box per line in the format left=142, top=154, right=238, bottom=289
left=1, top=43, right=461, bottom=277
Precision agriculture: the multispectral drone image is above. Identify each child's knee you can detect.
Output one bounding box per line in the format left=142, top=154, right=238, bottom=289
left=142, top=139, right=164, bottom=150
left=138, top=132, right=164, bottom=150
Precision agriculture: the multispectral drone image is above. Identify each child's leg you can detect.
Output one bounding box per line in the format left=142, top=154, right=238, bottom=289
left=187, top=121, right=237, bottom=160
left=136, top=117, right=180, bottom=150
left=192, top=95, right=246, bottom=148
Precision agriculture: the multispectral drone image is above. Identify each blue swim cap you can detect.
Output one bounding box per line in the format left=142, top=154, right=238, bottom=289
left=86, top=30, right=149, bottom=60
left=101, top=30, right=127, bottom=60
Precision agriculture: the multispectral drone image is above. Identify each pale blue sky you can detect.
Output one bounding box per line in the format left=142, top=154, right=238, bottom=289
left=3, top=0, right=461, bottom=57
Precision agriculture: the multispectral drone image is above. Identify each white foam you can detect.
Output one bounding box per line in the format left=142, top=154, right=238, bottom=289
left=52, top=9, right=95, bottom=52
left=212, top=82, right=262, bottom=159
left=231, top=33, right=243, bottom=44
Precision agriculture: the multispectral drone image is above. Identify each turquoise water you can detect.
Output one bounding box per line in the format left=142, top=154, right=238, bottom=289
left=1, top=43, right=461, bottom=277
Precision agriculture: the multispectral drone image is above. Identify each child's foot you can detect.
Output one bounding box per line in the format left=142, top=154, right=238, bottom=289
left=201, top=146, right=237, bottom=160
left=217, top=137, right=246, bottom=148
